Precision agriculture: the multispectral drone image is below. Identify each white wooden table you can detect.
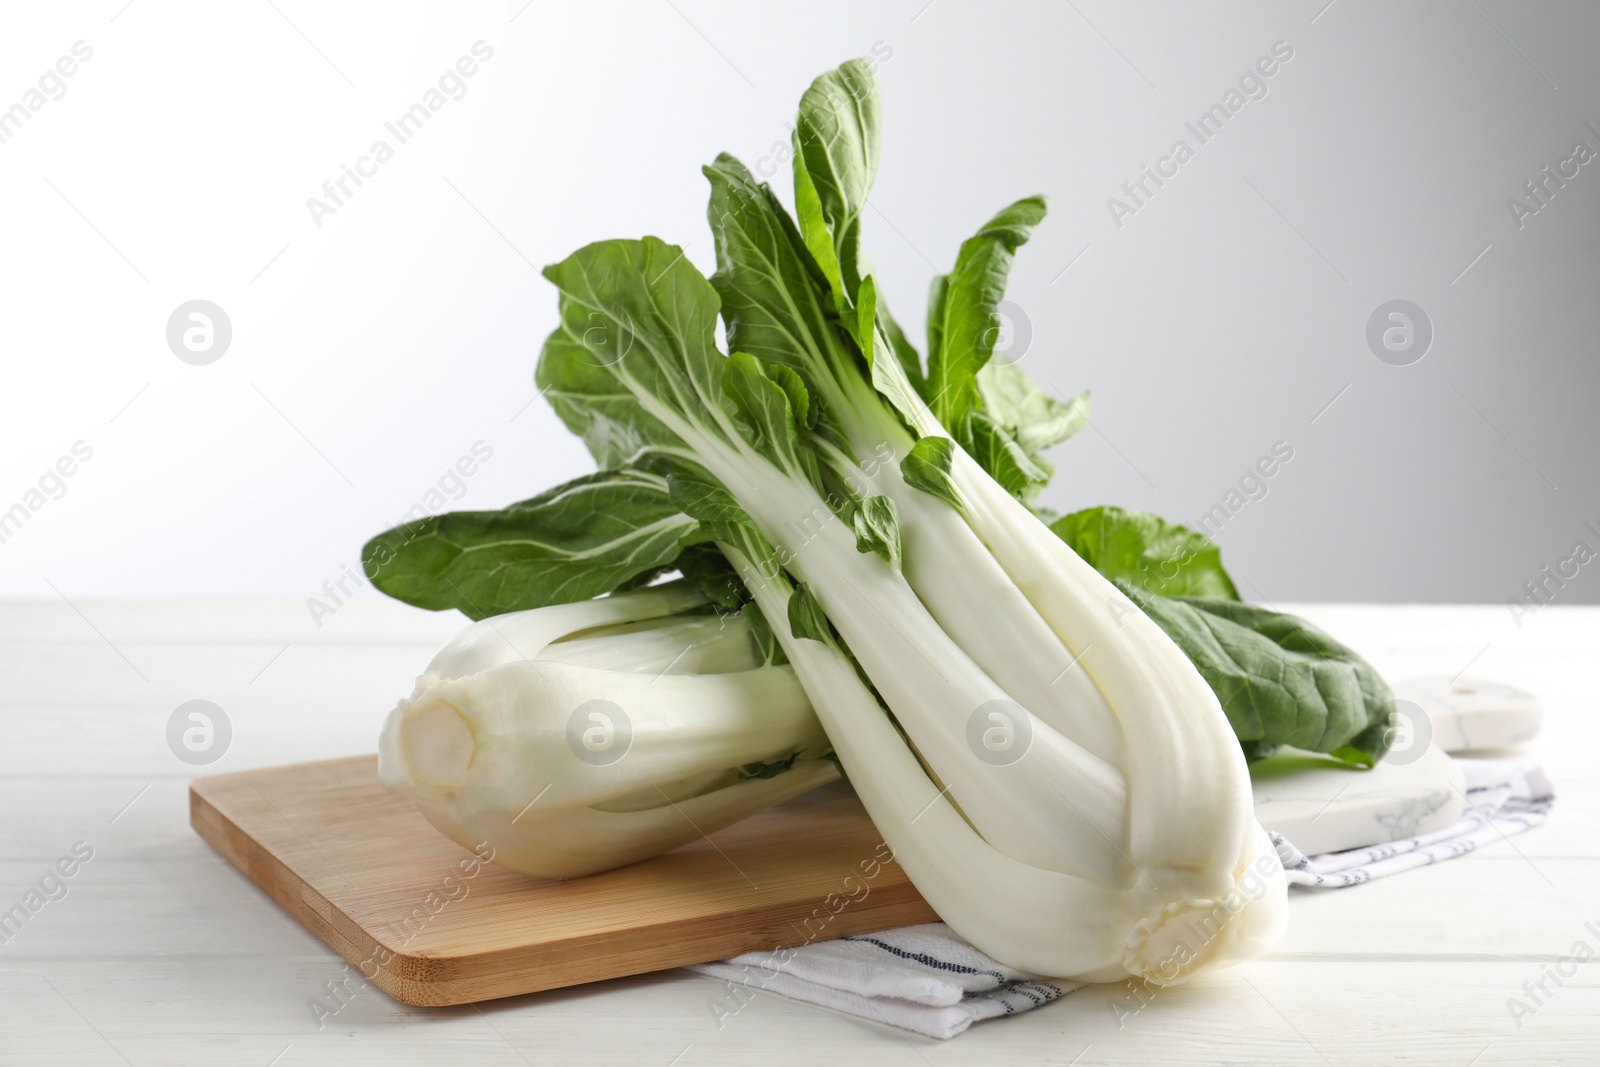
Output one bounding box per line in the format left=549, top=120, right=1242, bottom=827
left=2, top=599, right=1595, bottom=1065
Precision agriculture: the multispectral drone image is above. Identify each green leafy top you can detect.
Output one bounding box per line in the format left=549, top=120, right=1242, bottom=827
left=536, top=323, right=680, bottom=472
left=543, top=237, right=735, bottom=454
left=361, top=469, right=696, bottom=619
left=1117, top=585, right=1395, bottom=767
left=361, top=56, right=1394, bottom=771
left=792, top=58, right=879, bottom=306
left=705, top=155, right=843, bottom=388
left=977, top=361, right=1090, bottom=457
left=926, top=196, right=1048, bottom=430
left=1046, top=502, right=1393, bottom=766
left=1051, top=506, right=1239, bottom=599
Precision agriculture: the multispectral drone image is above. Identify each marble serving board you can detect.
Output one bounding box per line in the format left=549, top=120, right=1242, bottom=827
left=1249, top=675, right=1541, bottom=855
left=1392, top=675, right=1543, bottom=753
left=1250, top=742, right=1465, bottom=856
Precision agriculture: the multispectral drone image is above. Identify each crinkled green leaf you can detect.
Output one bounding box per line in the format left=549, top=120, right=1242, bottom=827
left=671, top=542, right=747, bottom=611
left=1118, top=582, right=1395, bottom=766
left=769, top=364, right=817, bottom=431
left=787, top=63, right=930, bottom=424
left=667, top=473, right=751, bottom=526
left=977, top=360, right=1090, bottom=455
left=961, top=409, right=1049, bottom=499
left=792, top=58, right=879, bottom=307
left=852, top=273, right=878, bottom=356
left=900, top=436, right=961, bottom=510
left=742, top=600, right=788, bottom=666
left=1052, top=505, right=1239, bottom=600
left=792, top=148, right=838, bottom=306
left=536, top=323, right=684, bottom=471
left=927, top=197, right=1048, bottom=430
left=543, top=238, right=730, bottom=449
left=703, top=155, right=858, bottom=418
left=856, top=275, right=927, bottom=427
left=787, top=582, right=840, bottom=650
left=850, top=494, right=901, bottom=566
left=361, top=469, right=696, bottom=619
left=721, top=351, right=802, bottom=470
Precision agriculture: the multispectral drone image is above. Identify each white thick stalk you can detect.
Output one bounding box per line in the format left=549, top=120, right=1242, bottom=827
left=424, top=581, right=707, bottom=679
left=861, top=453, right=1126, bottom=769
left=411, top=760, right=838, bottom=880
left=823, top=366, right=1128, bottom=769
left=392, top=661, right=823, bottom=805
left=723, top=543, right=1287, bottom=983
left=541, top=614, right=760, bottom=675
left=772, top=349, right=1287, bottom=974
left=567, top=313, right=1285, bottom=973
left=616, top=359, right=1133, bottom=882
left=732, top=466, right=1129, bottom=884
left=949, top=451, right=1252, bottom=885
left=380, top=585, right=839, bottom=879
left=860, top=353, right=1260, bottom=887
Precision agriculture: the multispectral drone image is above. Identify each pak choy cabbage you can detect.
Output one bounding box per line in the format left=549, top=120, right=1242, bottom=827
left=366, top=60, right=1396, bottom=984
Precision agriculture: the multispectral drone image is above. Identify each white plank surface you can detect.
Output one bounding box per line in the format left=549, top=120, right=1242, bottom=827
left=1, top=599, right=1596, bottom=1064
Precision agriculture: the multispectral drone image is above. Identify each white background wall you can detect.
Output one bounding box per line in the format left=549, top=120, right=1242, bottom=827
left=3, top=0, right=1596, bottom=613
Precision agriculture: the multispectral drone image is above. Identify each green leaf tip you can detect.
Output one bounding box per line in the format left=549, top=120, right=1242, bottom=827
left=900, top=436, right=961, bottom=510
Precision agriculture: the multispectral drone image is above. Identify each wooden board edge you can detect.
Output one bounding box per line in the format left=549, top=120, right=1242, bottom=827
left=381, top=881, right=942, bottom=1004
left=190, top=778, right=432, bottom=1006
left=189, top=770, right=939, bottom=1007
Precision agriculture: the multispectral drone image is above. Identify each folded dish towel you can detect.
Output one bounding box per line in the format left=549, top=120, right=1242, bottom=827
left=688, top=759, right=1553, bottom=1039
left=688, top=922, right=1080, bottom=1039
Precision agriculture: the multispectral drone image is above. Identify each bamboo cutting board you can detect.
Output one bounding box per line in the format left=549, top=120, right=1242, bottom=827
left=189, top=756, right=936, bottom=1006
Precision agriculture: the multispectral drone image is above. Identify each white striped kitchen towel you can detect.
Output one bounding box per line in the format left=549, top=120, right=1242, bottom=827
left=688, top=759, right=1553, bottom=1038
left=688, top=922, right=1078, bottom=1039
